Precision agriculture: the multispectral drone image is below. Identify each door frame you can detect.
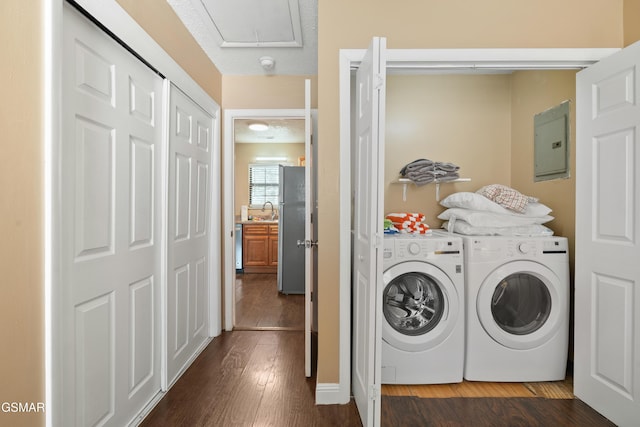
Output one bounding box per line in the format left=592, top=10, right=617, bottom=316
left=222, top=108, right=318, bottom=330
left=334, top=46, right=619, bottom=406
left=45, top=1, right=221, bottom=425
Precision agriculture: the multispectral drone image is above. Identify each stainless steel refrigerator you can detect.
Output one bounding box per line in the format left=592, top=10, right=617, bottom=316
left=277, top=165, right=305, bottom=294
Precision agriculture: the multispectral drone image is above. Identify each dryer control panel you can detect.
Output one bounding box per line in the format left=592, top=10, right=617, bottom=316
left=466, top=236, right=568, bottom=262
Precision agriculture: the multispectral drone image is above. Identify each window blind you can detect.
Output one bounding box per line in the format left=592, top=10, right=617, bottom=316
left=249, top=163, right=279, bottom=206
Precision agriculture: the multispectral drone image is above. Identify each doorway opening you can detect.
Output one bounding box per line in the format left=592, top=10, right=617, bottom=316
left=233, top=117, right=306, bottom=330
left=223, top=109, right=317, bottom=333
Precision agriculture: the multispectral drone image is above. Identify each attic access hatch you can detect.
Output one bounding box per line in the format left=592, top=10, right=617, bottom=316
left=197, top=0, right=303, bottom=47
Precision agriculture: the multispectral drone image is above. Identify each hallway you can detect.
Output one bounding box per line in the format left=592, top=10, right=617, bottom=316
left=234, top=273, right=305, bottom=330
left=140, top=330, right=360, bottom=426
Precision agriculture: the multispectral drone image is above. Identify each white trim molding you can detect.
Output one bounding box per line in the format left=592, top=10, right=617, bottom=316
left=315, top=383, right=344, bottom=405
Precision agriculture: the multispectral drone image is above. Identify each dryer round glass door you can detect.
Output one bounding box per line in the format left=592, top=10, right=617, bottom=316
left=490, top=273, right=551, bottom=335
left=382, top=261, right=460, bottom=352
left=476, top=260, right=567, bottom=350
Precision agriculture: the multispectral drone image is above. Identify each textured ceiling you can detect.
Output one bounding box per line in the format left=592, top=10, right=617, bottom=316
left=234, top=118, right=305, bottom=144
left=167, top=0, right=318, bottom=75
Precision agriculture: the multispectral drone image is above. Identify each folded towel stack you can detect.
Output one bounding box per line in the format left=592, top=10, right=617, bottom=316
left=383, top=218, right=399, bottom=234
left=400, top=158, right=460, bottom=186
left=386, top=212, right=432, bottom=234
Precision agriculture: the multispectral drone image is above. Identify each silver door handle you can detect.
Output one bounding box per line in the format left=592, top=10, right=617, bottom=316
left=297, top=239, right=318, bottom=248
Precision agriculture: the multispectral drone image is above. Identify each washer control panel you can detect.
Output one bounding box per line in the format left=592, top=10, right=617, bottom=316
left=406, top=241, right=421, bottom=256
left=517, top=241, right=532, bottom=254
left=384, top=235, right=463, bottom=262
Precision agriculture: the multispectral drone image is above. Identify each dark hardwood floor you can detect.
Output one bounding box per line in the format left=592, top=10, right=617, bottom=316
left=234, top=273, right=304, bottom=330
left=381, top=396, right=614, bottom=426
left=140, top=330, right=361, bottom=427
left=141, top=329, right=614, bottom=427
left=142, top=274, right=613, bottom=426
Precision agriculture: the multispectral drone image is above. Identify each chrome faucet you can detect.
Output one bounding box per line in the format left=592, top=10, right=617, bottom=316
left=262, top=201, right=276, bottom=220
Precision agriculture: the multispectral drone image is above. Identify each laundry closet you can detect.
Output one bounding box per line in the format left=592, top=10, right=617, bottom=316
left=349, top=38, right=640, bottom=427
left=380, top=69, right=580, bottom=392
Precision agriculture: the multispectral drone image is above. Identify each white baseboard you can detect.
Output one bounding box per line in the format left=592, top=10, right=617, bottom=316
left=128, top=390, right=165, bottom=427
left=315, top=383, right=350, bottom=405
left=165, top=337, right=213, bottom=390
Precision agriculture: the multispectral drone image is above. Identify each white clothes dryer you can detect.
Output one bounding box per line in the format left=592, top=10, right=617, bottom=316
left=381, top=231, right=465, bottom=384
left=461, top=235, right=569, bottom=382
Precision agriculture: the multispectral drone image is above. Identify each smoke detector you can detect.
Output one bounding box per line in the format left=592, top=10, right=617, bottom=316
left=259, top=56, right=275, bottom=71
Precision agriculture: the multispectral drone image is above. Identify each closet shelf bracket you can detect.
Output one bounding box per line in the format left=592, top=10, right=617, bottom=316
left=392, top=178, right=471, bottom=202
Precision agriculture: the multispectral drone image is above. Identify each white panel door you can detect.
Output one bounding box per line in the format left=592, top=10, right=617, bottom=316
left=575, top=40, right=640, bottom=426
left=166, top=84, right=213, bottom=387
left=304, top=79, right=313, bottom=377
left=352, top=37, right=386, bottom=427
left=61, top=4, right=162, bottom=426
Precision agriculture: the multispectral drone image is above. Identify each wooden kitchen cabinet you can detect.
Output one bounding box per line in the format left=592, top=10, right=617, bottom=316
left=243, top=223, right=278, bottom=273
left=268, top=224, right=279, bottom=267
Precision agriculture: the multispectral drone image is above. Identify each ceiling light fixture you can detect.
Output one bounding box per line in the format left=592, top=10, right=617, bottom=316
left=248, top=121, right=269, bottom=131
left=259, top=56, right=275, bottom=71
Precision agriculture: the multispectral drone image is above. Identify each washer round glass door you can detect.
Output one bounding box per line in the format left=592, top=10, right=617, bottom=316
left=476, top=260, right=566, bottom=350
left=382, top=261, right=460, bottom=352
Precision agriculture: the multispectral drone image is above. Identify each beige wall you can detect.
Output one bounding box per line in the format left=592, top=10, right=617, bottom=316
left=317, top=0, right=624, bottom=384
left=510, top=71, right=577, bottom=269
left=116, top=0, right=222, bottom=103
left=0, top=1, right=44, bottom=426
left=235, top=143, right=306, bottom=215
left=222, top=75, right=318, bottom=109
left=384, top=74, right=512, bottom=227
left=624, top=0, right=640, bottom=45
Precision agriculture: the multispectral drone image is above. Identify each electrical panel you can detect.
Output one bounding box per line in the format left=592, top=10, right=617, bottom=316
left=534, top=101, right=570, bottom=182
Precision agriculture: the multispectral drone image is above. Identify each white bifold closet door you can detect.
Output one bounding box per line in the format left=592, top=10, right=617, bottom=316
left=61, top=4, right=163, bottom=426
left=352, top=36, right=386, bottom=427
left=165, top=84, right=213, bottom=388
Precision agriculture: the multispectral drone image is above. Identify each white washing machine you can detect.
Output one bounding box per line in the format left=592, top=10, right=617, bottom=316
left=381, top=231, right=465, bottom=384
left=461, top=235, right=569, bottom=382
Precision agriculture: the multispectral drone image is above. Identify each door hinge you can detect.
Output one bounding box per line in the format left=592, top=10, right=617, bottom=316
left=310, top=292, right=313, bottom=302
left=374, top=233, right=383, bottom=249
left=297, top=239, right=318, bottom=249
left=369, top=385, right=379, bottom=401
left=375, top=74, right=384, bottom=91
